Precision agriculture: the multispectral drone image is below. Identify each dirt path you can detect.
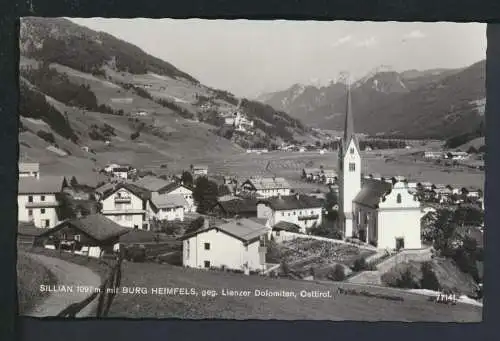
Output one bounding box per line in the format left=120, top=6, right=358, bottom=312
left=22, top=253, right=102, bottom=318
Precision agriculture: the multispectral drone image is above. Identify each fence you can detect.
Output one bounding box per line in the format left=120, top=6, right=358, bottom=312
left=56, top=255, right=123, bottom=318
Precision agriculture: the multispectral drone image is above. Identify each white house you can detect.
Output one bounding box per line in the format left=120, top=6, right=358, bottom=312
left=149, top=193, right=187, bottom=221
left=240, top=177, right=291, bottom=198
left=322, top=169, right=337, bottom=184
left=18, top=176, right=64, bottom=228
left=256, top=194, right=324, bottom=233
left=158, top=182, right=197, bottom=213
left=19, top=162, right=40, bottom=179
left=100, top=184, right=150, bottom=230
left=191, top=164, right=208, bottom=177
left=337, top=81, right=423, bottom=250
left=424, top=151, right=444, bottom=159
left=181, top=218, right=268, bottom=273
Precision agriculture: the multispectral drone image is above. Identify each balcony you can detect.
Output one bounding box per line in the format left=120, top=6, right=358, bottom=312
left=298, top=214, right=320, bottom=221
left=114, top=197, right=132, bottom=203
left=25, top=201, right=60, bottom=208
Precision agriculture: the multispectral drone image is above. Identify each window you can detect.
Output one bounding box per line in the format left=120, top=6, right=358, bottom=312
left=396, top=194, right=402, bottom=204
left=204, top=243, right=210, bottom=250
left=350, top=147, right=354, bottom=154
left=276, top=231, right=281, bottom=237
left=186, top=241, right=190, bottom=258
left=115, top=203, right=122, bottom=210
left=293, top=211, right=296, bottom=216
left=74, top=235, right=81, bottom=241
left=28, top=209, right=33, bottom=217
left=28, top=196, right=33, bottom=203
left=281, top=212, right=285, bottom=216
left=41, top=195, right=45, bottom=201
left=204, top=261, right=210, bottom=268
left=125, top=215, right=132, bottom=221
left=44, top=219, right=50, bottom=228
left=245, top=245, right=248, bottom=251
left=41, top=208, right=46, bottom=214
left=349, top=163, right=356, bottom=172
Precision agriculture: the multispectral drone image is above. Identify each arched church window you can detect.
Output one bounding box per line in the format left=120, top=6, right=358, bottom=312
left=397, top=193, right=402, bottom=203
left=349, top=163, right=356, bottom=172
left=350, top=147, right=354, bottom=154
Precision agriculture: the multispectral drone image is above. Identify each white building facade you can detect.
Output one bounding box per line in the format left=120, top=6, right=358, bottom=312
left=100, top=185, right=149, bottom=229
left=240, top=177, right=291, bottom=198
left=182, top=219, right=267, bottom=273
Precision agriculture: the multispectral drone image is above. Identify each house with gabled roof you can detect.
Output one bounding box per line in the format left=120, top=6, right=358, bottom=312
left=19, top=162, right=40, bottom=179
left=37, top=214, right=130, bottom=258
left=256, top=193, right=324, bottom=233
left=180, top=217, right=268, bottom=273
left=148, top=193, right=187, bottom=221
left=240, top=177, right=291, bottom=198
left=158, top=182, right=196, bottom=213
left=18, top=176, right=65, bottom=228
left=100, top=183, right=151, bottom=230
left=209, top=197, right=258, bottom=218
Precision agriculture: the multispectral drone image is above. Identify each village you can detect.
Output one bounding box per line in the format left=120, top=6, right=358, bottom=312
left=17, top=85, right=485, bottom=320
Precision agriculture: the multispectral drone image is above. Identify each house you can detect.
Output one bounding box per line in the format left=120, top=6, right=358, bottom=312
left=424, top=151, right=444, bottom=159
left=148, top=193, right=187, bottom=221
left=209, top=198, right=258, bottom=218
left=37, top=214, right=130, bottom=259
left=303, top=168, right=322, bottom=181
left=322, top=169, right=337, bottom=184
left=191, top=164, right=208, bottom=177
left=17, top=221, right=47, bottom=248
left=111, top=166, right=133, bottom=180
left=94, top=182, right=116, bottom=201
left=462, top=187, right=482, bottom=199
left=447, top=151, right=470, bottom=160
left=100, top=184, right=151, bottom=230
left=337, top=83, right=423, bottom=250
left=256, top=194, right=324, bottom=233
left=181, top=218, right=268, bottom=273
left=240, top=177, right=291, bottom=198
left=19, top=162, right=40, bottom=179
left=270, top=221, right=302, bottom=243
left=132, top=176, right=173, bottom=193
left=104, top=163, right=122, bottom=173
left=158, top=182, right=197, bottom=213
left=18, top=176, right=64, bottom=228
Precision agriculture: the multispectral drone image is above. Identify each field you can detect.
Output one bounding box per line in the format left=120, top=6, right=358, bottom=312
left=17, top=252, right=57, bottom=314
left=108, top=261, right=482, bottom=321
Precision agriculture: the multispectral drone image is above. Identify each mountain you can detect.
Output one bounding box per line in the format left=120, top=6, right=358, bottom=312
left=18, top=17, right=309, bottom=177
left=259, top=63, right=484, bottom=139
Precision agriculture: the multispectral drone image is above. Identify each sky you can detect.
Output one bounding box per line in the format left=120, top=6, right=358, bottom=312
left=69, top=18, right=486, bottom=98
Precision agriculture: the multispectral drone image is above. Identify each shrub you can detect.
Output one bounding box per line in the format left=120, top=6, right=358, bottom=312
left=395, top=269, right=420, bottom=289
left=130, top=131, right=140, bottom=140
left=420, top=262, right=440, bottom=291
left=351, top=257, right=374, bottom=271
left=37, top=130, right=56, bottom=144
left=329, top=264, right=346, bottom=281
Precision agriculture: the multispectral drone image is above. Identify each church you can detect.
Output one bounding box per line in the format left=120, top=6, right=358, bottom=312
left=337, top=81, right=423, bottom=250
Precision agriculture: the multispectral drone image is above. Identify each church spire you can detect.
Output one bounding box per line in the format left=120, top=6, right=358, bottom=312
left=343, top=76, right=358, bottom=152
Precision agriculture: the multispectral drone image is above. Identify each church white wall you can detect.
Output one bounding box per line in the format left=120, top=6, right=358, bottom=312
left=377, top=209, right=422, bottom=250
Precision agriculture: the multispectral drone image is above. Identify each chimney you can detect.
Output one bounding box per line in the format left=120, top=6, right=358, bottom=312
left=203, top=217, right=210, bottom=230
left=296, top=193, right=300, bottom=200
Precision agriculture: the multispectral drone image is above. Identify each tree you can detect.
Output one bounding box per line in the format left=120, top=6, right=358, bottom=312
left=420, top=262, right=440, bottom=291
left=70, top=176, right=79, bottom=187
left=329, top=264, right=346, bottom=281
left=396, top=269, right=419, bottom=289
left=180, top=171, right=194, bottom=187
left=130, top=131, right=140, bottom=140
left=193, top=177, right=219, bottom=214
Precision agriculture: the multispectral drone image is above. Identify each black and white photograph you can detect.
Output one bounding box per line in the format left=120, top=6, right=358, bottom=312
left=17, top=17, right=485, bottom=321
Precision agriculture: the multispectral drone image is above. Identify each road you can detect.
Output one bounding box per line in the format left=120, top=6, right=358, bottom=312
left=22, top=253, right=102, bottom=318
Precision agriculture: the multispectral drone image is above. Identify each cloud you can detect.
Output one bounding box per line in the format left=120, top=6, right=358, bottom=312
left=332, top=35, right=353, bottom=47
left=355, top=37, right=378, bottom=48
left=404, top=30, right=426, bottom=40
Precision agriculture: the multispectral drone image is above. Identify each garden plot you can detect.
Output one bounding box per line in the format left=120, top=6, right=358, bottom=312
left=279, top=238, right=375, bottom=279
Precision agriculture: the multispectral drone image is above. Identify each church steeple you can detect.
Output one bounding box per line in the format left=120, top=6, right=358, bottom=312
left=343, top=78, right=358, bottom=153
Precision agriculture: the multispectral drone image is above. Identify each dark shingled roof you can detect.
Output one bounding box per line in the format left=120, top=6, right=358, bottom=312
left=215, top=198, right=258, bottom=215
left=272, top=221, right=301, bottom=232
left=158, top=182, right=193, bottom=194
left=353, top=178, right=392, bottom=209
left=102, top=183, right=151, bottom=201
left=258, top=194, right=323, bottom=211
left=39, top=214, right=130, bottom=242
